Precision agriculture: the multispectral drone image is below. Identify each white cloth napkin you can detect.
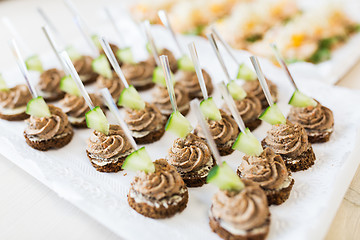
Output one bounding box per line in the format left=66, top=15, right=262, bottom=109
left=1, top=24, right=360, bottom=240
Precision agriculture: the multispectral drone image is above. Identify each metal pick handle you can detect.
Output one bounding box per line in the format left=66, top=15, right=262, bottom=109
left=158, top=10, right=185, bottom=56
left=207, top=33, right=231, bottom=83
left=270, top=43, right=298, bottom=90
left=250, top=56, right=274, bottom=107
left=191, top=99, right=222, bottom=165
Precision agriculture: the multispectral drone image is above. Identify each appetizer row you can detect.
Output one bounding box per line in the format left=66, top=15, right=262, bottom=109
left=2, top=37, right=333, bottom=240
left=0, top=6, right=334, bottom=240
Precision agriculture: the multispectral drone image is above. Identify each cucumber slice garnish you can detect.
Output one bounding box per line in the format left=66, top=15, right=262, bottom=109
left=92, top=54, right=112, bottom=79
left=116, top=47, right=134, bottom=64
left=200, top=97, right=222, bottom=121
left=152, top=66, right=166, bottom=86
left=165, top=110, right=193, bottom=138
left=232, top=128, right=263, bottom=156
left=146, top=42, right=152, bottom=53
left=259, top=104, right=286, bottom=125
left=25, top=55, right=43, bottom=72
left=91, top=34, right=101, bottom=50
left=0, top=74, right=9, bottom=92
left=206, top=162, right=244, bottom=191
left=185, top=25, right=205, bottom=36
left=177, top=55, right=194, bottom=71
left=122, top=147, right=155, bottom=173
left=85, top=106, right=109, bottom=135
left=237, top=63, right=257, bottom=81
left=288, top=90, right=317, bottom=108
left=152, top=66, right=174, bottom=87
left=26, top=96, right=51, bottom=118
left=60, top=75, right=80, bottom=96
left=66, top=45, right=81, bottom=61
left=117, top=85, right=145, bottom=110
left=145, top=42, right=160, bottom=54
left=227, top=81, right=247, bottom=101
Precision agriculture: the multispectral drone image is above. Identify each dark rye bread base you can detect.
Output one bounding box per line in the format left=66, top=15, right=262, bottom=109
left=262, top=140, right=316, bottom=172
left=193, top=137, right=234, bottom=156
left=70, top=120, right=87, bottom=128
left=133, top=81, right=155, bottom=91
left=82, top=74, right=98, bottom=85
left=43, top=91, right=65, bottom=102
left=236, top=170, right=295, bottom=205
left=128, top=189, right=189, bottom=219
left=161, top=105, right=190, bottom=118
left=307, top=130, right=333, bottom=143
left=180, top=158, right=217, bottom=188
left=283, top=146, right=316, bottom=172
left=179, top=106, right=190, bottom=117
left=245, top=119, right=262, bottom=131
left=209, top=214, right=270, bottom=240
left=260, top=95, right=278, bottom=110
left=265, top=178, right=295, bottom=205
left=218, top=142, right=235, bottom=156
left=188, top=84, right=214, bottom=100
left=133, top=126, right=165, bottom=144
left=24, top=127, right=73, bottom=151
left=86, top=151, right=127, bottom=173
left=0, top=111, right=29, bottom=121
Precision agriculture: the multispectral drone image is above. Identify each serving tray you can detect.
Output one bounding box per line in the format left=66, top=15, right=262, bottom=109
left=1, top=24, right=360, bottom=240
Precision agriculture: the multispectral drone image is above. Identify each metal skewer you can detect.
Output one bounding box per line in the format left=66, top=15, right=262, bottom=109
left=188, top=42, right=208, bottom=100
left=207, top=33, right=231, bottom=83
left=99, top=37, right=129, bottom=88
left=60, top=51, right=95, bottom=109
left=158, top=10, right=185, bottom=56
left=100, top=88, right=138, bottom=150
left=210, top=26, right=239, bottom=66
left=3, top=17, right=32, bottom=56
left=9, top=39, right=38, bottom=98
left=104, top=7, right=126, bottom=48
left=250, top=56, right=273, bottom=107
left=37, top=7, right=66, bottom=47
left=64, top=0, right=99, bottom=57
left=191, top=99, right=222, bottom=164
left=42, top=26, right=68, bottom=73
left=143, top=20, right=161, bottom=67
left=219, top=82, right=246, bottom=133
left=160, top=55, right=177, bottom=112
left=270, top=43, right=298, bottom=90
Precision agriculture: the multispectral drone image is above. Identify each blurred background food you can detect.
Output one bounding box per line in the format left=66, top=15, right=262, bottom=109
left=131, top=0, right=360, bottom=64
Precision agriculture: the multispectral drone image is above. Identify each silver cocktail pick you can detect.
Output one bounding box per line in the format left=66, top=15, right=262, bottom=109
left=210, top=26, right=239, bottom=66
left=60, top=51, right=95, bottom=109
left=143, top=20, right=161, bottom=67
left=3, top=17, right=32, bottom=57
left=270, top=43, right=298, bottom=90
left=37, top=7, right=66, bottom=48
left=42, top=26, right=68, bottom=73
left=219, top=82, right=246, bottom=133
left=104, top=7, right=126, bottom=48
left=158, top=10, right=184, bottom=56
left=99, top=36, right=129, bottom=88
left=250, top=56, right=274, bottom=107
left=9, top=39, right=37, bottom=98
left=100, top=88, right=138, bottom=150
left=207, top=33, right=232, bottom=83
left=64, top=0, right=99, bottom=57
left=160, top=55, right=177, bottom=112
left=188, top=42, right=208, bottom=99
left=191, top=99, right=222, bottom=165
